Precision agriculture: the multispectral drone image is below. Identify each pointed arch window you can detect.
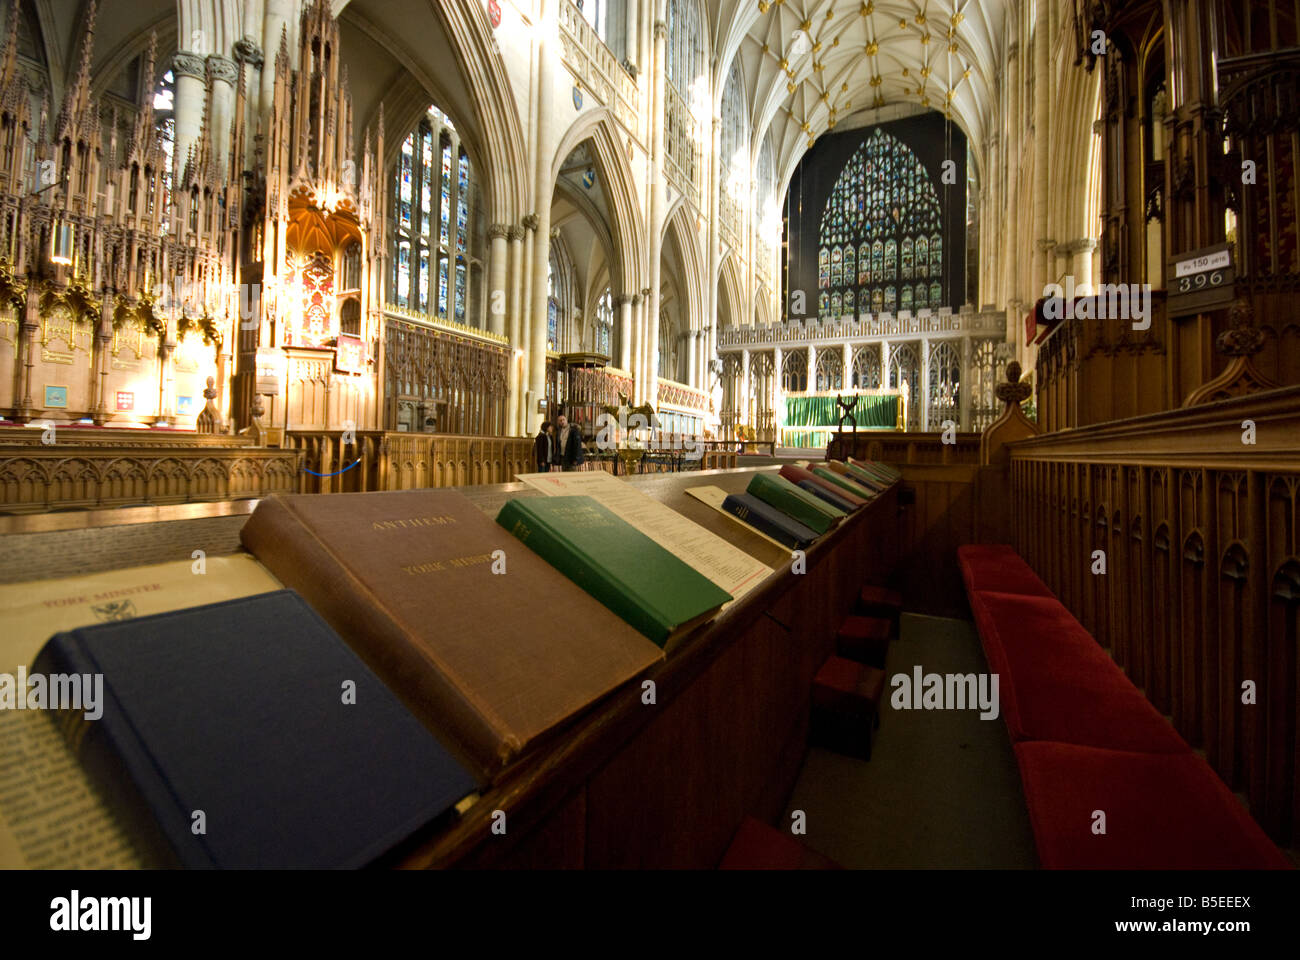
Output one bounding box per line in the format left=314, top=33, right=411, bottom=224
left=389, top=106, right=477, bottom=320
left=816, top=128, right=945, bottom=318
left=719, top=59, right=747, bottom=243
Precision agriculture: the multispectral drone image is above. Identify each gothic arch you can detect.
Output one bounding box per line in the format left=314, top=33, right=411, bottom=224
left=335, top=0, right=529, bottom=224
left=662, top=199, right=704, bottom=334
left=550, top=107, right=647, bottom=295
left=717, top=252, right=744, bottom=330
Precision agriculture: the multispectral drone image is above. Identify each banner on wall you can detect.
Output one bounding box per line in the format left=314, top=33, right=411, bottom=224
left=335, top=333, right=366, bottom=374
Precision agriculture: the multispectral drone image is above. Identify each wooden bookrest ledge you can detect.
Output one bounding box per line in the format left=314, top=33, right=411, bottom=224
left=0, top=466, right=898, bottom=869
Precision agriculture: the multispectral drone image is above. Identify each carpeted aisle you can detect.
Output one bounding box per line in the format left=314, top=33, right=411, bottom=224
left=783, top=612, right=1038, bottom=868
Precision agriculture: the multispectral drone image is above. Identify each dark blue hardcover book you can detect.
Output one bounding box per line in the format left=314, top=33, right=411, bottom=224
left=32, top=589, right=481, bottom=868
left=721, top=492, right=819, bottom=549
left=797, top=480, right=858, bottom=514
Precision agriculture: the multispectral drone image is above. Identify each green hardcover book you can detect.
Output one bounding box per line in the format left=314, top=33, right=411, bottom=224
left=497, top=495, right=733, bottom=648
left=746, top=472, right=845, bottom=536
left=844, top=461, right=890, bottom=488
left=832, top=459, right=888, bottom=492
left=812, top=465, right=878, bottom=501
left=850, top=457, right=900, bottom=482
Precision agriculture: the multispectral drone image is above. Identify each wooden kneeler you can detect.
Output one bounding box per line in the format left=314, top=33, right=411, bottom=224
left=812, top=655, right=887, bottom=760
left=718, top=816, right=843, bottom=869
left=836, top=614, right=891, bottom=668
left=855, top=584, right=902, bottom=636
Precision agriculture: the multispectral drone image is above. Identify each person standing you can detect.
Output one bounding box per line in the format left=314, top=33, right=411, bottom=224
left=534, top=421, right=556, bottom=473
left=555, top=413, right=585, bottom=471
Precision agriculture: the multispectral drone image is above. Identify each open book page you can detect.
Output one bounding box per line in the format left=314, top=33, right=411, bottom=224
left=515, top=471, right=772, bottom=602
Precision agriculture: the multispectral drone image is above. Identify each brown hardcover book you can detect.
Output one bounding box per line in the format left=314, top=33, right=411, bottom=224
left=240, top=489, right=664, bottom=776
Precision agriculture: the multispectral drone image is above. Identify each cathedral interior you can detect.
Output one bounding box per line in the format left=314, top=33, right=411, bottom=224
left=0, top=0, right=1298, bottom=880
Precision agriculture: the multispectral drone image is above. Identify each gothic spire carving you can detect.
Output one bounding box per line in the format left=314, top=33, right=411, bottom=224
left=56, top=0, right=99, bottom=143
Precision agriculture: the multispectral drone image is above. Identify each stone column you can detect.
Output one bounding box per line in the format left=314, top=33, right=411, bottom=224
left=261, top=0, right=297, bottom=120
left=960, top=335, right=972, bottom=431
left=487, top=224, right=508, bottom=337
left=526, top=13, right=554, bottom=436
left=920, top=336, right=931, bottom=431
left=507, top=225, right=525, bottom=434
left=773, top=344, right=784, bottom=435
left=206, top=55, right=238, bottom=172
left=707, top=113, right=721, bottom=407
left=645, top=18, right=667, bottom=414
left=171, top=52, right=207, bottom=182
left=1032, top=0, right=1050, bottom=294
left=805, top=346, right=815, bottom=392
left=1072, top=238, right=1098, bottom=295
left=740, top=348, right=750, bottom=428
left=521, top=214, right=538, bottom=432
left=639, top=287, right=652, bottom=402
left=842, top=341, right=852, bottom=390
left=616, top=293, right=633, bottom=371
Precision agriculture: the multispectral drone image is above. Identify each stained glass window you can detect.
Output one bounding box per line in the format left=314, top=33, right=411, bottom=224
left=457, top=151, right=470, bottom=251
left=816, top=128, right=945, bottom=318
left=595, top=289, right=613, bottom=356
left=418, top=248, right=430, bottom=311
left=440, top=142, right=452, bottom=247
left=420, top=130, right=433, bottom=233
left=390, top=108, right=478, bottom=318
left=396, top=240, right=410, bottom=308
left=399, top=138, right=413, bottom=231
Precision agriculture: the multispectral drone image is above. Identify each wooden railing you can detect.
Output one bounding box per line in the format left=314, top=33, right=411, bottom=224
left=1007, top=385, right=1300, bottom=846
left=0, top=444, right=301, bottom=513
left=829, top=430, right=983, bottom=465
left=288, top=430, right=535, bottom=494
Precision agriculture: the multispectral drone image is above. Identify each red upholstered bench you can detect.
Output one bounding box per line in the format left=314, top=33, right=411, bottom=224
left=958, top=543, right=1290, bottom=870
left=971, top=591, right=1188, bottom=754
left=719, top=816, right=842, bottom=869
left=1014, top=742, right=1292, bottom=870
left=836, top=614, right=891, bottom=667
left=957, top=544, right=1055, bottom=598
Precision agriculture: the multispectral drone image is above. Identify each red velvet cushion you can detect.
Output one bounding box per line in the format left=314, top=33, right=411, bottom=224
left=1014, top=742, right=1292, bottom=869
left=838, top=615, right=891, bottom=641
left=858, top=585, right=902, bottom=610
left=719, top=816, right=842, bottom=870
left=814, top=655, right=886, bottom=702
left=958, top=544, right=1055, bottom=597
left=973, top=591, right=1188, bottom=754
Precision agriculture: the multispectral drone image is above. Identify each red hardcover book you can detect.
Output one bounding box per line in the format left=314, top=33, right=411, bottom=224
left=778, top=464, right=868, bottom=509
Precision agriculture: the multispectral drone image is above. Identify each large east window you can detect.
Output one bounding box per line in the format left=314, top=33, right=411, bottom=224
left=818, top=128, right=944, bottom=319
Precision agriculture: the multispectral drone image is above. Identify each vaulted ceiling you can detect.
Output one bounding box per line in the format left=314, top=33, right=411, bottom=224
left=709, top=0, right=1011, bottom=188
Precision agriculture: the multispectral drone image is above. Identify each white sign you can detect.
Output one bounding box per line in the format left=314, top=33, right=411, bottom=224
left=1174, top=249, right=1231, bottom=278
